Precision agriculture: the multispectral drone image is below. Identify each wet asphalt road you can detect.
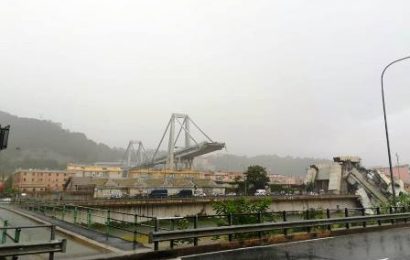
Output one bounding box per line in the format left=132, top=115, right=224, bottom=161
left=0, top=206, right=103, bottom=259
left=183, top=227, right=410, bottom=260
left=17, top=207, right=138, bottom=251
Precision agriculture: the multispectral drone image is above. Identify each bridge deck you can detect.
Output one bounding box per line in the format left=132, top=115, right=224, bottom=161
left=140, top=142, right=225, bottom=168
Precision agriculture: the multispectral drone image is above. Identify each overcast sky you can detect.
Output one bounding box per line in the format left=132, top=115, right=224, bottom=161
left=1, top=1, right=410, bottom=167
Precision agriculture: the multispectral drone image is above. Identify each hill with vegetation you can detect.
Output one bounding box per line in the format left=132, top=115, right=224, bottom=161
left=0, top=111, right=124, bottom=175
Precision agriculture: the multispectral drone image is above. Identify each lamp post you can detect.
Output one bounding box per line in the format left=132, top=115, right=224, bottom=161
left=395, top=153, right=401, bottom=181
left=381, top=56, right=410, bottom=204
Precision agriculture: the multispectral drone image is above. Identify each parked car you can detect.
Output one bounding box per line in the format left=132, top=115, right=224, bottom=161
left=0, top=197, right=12, bottom=203
left=193, top=191, right=206, bottom=197
left=226, top=192, right=237, bottom=196
left=110, top=193, right=123, bottom=199
left=149, top=189, right=168, bottom=198
left=254, top=189, right=267, bottom=196
left=176, top=189, right=193, bottom=198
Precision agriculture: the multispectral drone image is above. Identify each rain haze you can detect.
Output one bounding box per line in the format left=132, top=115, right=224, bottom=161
left=1, top=0, right=410, bottom=167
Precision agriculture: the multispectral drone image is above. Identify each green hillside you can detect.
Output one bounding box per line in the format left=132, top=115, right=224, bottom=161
left=0, top=111, right=124, bottom=175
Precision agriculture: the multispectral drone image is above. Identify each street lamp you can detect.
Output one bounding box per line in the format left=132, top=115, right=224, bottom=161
left=381, top=56, right=410, bottom=204
left=395, top=153, right=401, bottom=181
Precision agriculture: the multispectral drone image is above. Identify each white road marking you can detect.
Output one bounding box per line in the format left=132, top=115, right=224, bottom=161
left=277, top=236, right=335, bottom=245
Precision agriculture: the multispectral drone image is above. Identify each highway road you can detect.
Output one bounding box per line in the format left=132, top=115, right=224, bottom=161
left=183, top=227, right=410, bottom=260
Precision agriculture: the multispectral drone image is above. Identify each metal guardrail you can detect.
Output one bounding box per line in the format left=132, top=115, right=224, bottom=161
left=18, top=199, right=155, bottom=250
left=150, top=212, right=410, bottom=250
left=0, top=222, right=66, bottom=260
left=0, top=240, right=67, bottom=258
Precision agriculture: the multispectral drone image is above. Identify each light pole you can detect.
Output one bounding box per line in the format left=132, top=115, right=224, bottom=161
left=381, top=56, right=410, bottom=204
left=395, top=153, right=401, bottom=181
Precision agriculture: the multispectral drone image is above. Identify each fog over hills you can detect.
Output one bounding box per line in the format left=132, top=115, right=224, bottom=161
left=195, top=154, right=329, bottom=177
left=0, top=111, right=124, bottom=174
left=0, top=110, right=326, bottom=176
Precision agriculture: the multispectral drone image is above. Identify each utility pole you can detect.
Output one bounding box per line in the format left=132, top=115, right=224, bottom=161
left=381, top=56, right=410, bottom=204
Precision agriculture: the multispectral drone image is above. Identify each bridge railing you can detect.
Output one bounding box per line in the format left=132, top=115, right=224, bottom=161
left=18, top=199, right=157, bottom=249
left=146, top=206, right=408, bottom=250
left=15, top=199, right=409, bottom=250
left=149, top=211, right=410, bottom=250
left=0, top=220, right=66, bottom=259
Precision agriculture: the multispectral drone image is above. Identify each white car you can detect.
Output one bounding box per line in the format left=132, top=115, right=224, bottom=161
left=254, top=189, right=267, bottom=196
left=194, top=192, right=206, bottom=197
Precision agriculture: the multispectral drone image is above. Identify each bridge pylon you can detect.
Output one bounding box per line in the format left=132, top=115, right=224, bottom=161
left=122, top=140, right=149, bottom=170
left=148, top=113, right=224, bottom=170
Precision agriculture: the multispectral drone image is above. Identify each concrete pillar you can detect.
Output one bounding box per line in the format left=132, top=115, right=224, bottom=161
left=167, top=115, right=175, bottom=170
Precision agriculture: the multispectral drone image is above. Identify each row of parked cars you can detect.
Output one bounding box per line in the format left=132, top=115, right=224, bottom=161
left=109, top=189, right=309, bottom=199
left=110, top=189, right=200, bottom=199
left=109, top=190, right=231, bottom=199
left=146, top=189, right=229, bottom=198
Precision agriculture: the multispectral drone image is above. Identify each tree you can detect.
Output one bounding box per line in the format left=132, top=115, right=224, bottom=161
left=213, top=197, right=272, bottom=225
left=244, top=165, right=269, bottom=194
left=212, top=197, right=272, bottom=239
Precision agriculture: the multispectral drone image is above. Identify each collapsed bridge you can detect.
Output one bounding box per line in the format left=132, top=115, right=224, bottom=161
left=123, top=113, right=225, bottom=171
left=305, top=156, right=406, bottom=212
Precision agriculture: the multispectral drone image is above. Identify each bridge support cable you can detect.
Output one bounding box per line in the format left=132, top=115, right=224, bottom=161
left=151, top=118, right=172, bottom=167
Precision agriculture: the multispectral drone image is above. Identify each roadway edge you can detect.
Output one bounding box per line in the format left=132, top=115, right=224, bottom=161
left=0, top=205, right=123, bottom=254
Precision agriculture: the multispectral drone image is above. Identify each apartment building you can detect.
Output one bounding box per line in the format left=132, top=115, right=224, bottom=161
left=12, top=169, right=73, bottom=193
left=374, top=164, right=410, bottom=184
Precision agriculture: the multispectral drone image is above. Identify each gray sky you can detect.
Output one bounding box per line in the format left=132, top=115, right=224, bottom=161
left=1, top=1, right=410, bottom=167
